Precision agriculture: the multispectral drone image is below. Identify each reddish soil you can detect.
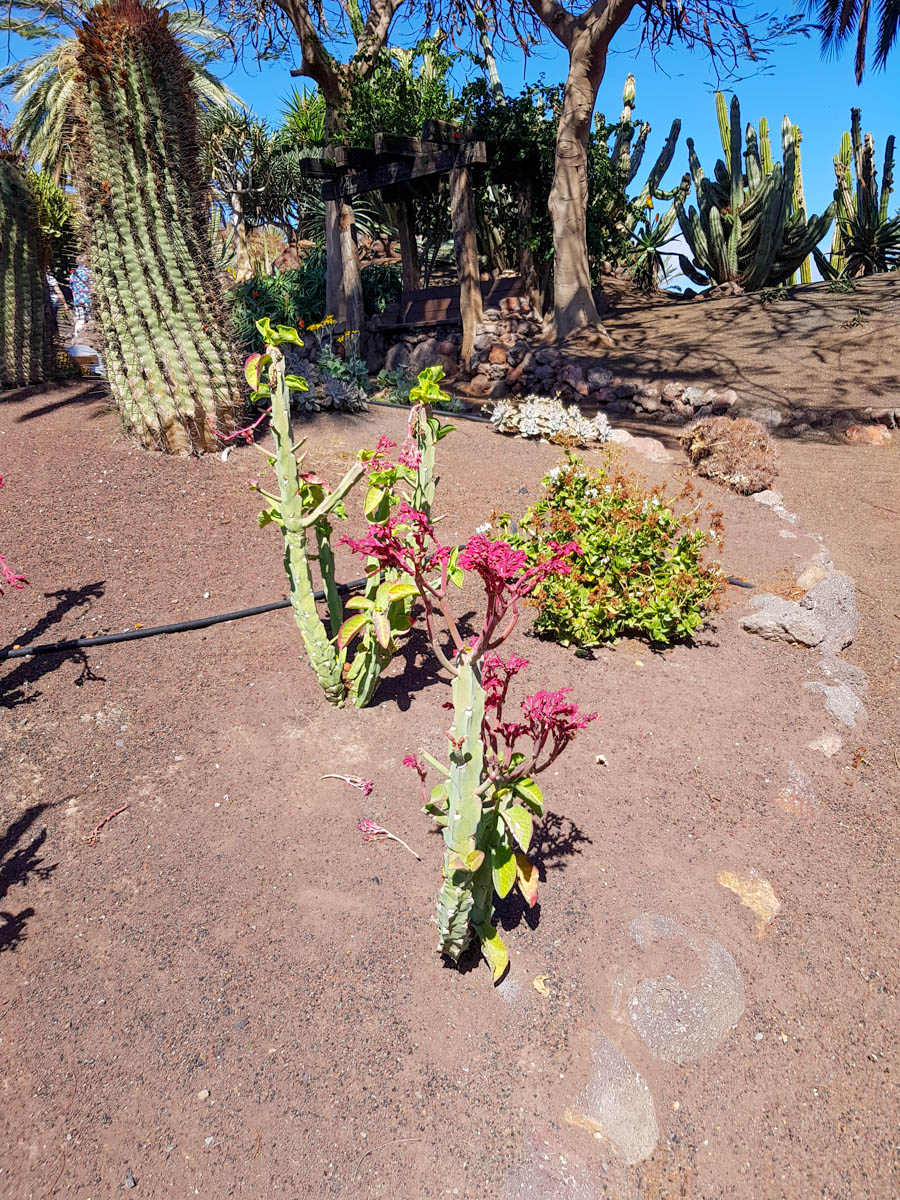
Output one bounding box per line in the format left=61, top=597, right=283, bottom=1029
left=1, top=380, right=897, bottom=1199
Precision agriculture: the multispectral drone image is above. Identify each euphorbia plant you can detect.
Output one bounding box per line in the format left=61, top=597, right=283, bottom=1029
left=343, top=511, right=596, bottom=981
left=247, top=320, right=453, bottom=708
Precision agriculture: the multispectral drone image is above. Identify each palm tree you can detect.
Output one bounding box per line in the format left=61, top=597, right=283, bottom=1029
left=812, top=0, right=900, bottom=81
left=0, top=0, right=239, bottom=180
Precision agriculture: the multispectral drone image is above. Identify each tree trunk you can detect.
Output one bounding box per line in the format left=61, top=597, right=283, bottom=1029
left=548, top=57, right=602, bottom=337
left=340, top=200, right=365, bottom=349
left=394, top=197, right=420, bottom=292
left=231, top=189, right=252, bottom=283
left=449, top=164, right=482, bottom=366
left=325, top=197, right=344, bottom=319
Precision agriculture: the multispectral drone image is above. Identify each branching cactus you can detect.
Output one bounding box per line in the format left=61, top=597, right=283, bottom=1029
left=72, top=0, right=243, bottom=453
left=676, top=92, right=835, bottom=291
left=0, top=140, right=51, bottom=388
left=249, top=321, right=454, bottom=709
left=343, top=510, right=596, bottom=982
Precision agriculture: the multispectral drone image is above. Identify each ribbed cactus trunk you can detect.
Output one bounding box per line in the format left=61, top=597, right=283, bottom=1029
left=72, top=0, right=242, bottom=453
left=0, top=152, right=51, bottom=388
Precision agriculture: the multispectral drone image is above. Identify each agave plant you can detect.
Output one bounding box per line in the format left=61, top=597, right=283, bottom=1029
left=0, top=0, right=239, bottom=180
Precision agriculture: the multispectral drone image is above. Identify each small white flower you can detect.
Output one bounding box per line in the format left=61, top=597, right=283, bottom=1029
left=475, top=522, right=492, bottom=534
left=603, top=484, right=612, bottom=494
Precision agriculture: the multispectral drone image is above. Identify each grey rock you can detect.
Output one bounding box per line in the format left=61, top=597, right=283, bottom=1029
left=572, top=1035, right=659, bottom=1165
left=681, top=386, right=706, bottom=405
left=818, top=654, right=868, bottom=695
left=124, top=1169, right=137, bottom=1190
left=586, top=365, right=613, bottom=389
left=661, top=381, right=684, bottom=403
left=796, top=564, right=831, bottom=591
left=740, top=594, right=826, bottom=647
left=607, top=428, right=634, bottom=446
left=743, top=403, right=784, bottom=430
left=799, top=572, right=859, bottom=654
left=804, top=681, right=866, bottom=728
left=635, top=393, right=662, bottom=414
left=197, top=1089, right=210, bottom=1101
left=751, top=489, right=784, bottom=507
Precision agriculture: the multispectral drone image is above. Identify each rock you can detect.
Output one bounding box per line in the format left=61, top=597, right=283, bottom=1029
left=681, top=386, right=706, bottom=406
left=661, top=382, right=684, bottom=404
left=607, top=428, right=634, bottom=446
left=586, top=365, right=613, bottom=389
left=804, top=680, right=866, bottom=727
left=807, top=732, right=843, bottom=757
left=635, top=393, right=662, bottom=414
left=197, top=1089, right=210, bottom=1101
left=751, top=489, right=784, bottom=507
left=717, top=869, right=781, bottom=937
left=672, top=398, right=693, bottom=417
left=740, top=594, right=826, bottom=647
left=612, top=381, right=637, bottom=398
left=567, top=1035, right=659, bottom=1165
left=125, top=1169, right=137, bottom=1189
left=624, top=913, right=745, bottom=1063
left=796, top=564, right=831, bottom=591
left=799, top=572, right=858, bottom=654
left=627, top=436, right=673, bottom=463
left=845, top=423, right=892, bottom=445
left=383, top=342, right=410, bottom=372
left=506, top=363, right=524, bottom=387
left=488, top=344, right=508, bottom=365
left=818, top=654, right=868, bottom=694
left=589, top=387, right=615, bottom=406
left=743, top=403, right=784, bottom=430
left=409, top=337, right=458, bottom=374
left=560, top=364, right=589, bottom=396
left=717, top=387, right=738, bottom=408
left=435, top=338, right=458, bottom=357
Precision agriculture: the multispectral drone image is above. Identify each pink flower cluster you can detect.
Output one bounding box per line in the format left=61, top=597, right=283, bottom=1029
left=480, top=652, right=598, bottom=781
left=341, top=503, right=450, bottom=578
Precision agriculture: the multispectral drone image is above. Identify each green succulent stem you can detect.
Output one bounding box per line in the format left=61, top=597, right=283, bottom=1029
left=1, top=152, right=51, bottom=387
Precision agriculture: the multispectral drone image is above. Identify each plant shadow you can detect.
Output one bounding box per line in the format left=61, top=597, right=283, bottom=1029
left=370, top=608, right=480, bottom=712
left=495, top=812, right=594, bottom=935
left=0, top=802, right=60, bottom=954
left=1, top=582, right=106, bottom=708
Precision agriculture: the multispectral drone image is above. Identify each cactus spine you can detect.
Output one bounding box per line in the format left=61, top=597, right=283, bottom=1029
left=676, top=92, right=834, bottom=291
left=0, top=145, right=51, bottom=387
left=72, top=0, right=243, bottom=453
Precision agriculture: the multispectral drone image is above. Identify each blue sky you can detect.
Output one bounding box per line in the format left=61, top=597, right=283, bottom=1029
left=211, top=8, right=896, bottom=229
left=2, top=4, right=895, bottom=258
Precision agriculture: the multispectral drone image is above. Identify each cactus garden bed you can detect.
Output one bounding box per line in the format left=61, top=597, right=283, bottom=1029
left=0, top=380, right=897, bottom=1198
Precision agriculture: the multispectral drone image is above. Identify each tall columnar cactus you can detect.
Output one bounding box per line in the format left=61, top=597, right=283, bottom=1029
left=0, top=146, right=51, bottom=388
left=816, top=108, right=899, bottom=278
left=609, top=73, right=686, bottom=232
left=676, top=92, right=835, bottom=292
left=71, top=0, right=243, bottom=453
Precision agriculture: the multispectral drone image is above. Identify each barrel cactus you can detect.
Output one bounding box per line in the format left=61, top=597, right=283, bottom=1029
left=676, top=93, right=835, bottom=292
left=0, top=139, right=51, bottom=388
left=72, top=0, right=243, bottom=452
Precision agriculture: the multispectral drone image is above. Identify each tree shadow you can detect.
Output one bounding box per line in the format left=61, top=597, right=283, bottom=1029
left=496, top=812, right=594, bottom=935
left=0, top=802, right=59, bottom=954
left=14, top=381, right=109, bottom=422
left=1, top=582, right=106, bottom=708
left=369, top=608, right=481, bottom=712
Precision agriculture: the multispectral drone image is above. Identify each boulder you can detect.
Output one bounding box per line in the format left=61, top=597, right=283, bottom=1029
left=383, top=342, right=410, bottom=372
left=845, top=423, right=892, bottom=445
left=799, top=572, right=858, bottom=654
left=740, top=594, right=826, bottom=647
left=586, top=365, right=613, bottom=390
left=488, top=344, right=508, bottom=365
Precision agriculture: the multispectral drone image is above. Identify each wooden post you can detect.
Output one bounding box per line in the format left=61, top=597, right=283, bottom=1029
left=325, top=198, right=344, bottom=320
left=517, top=180, right=542, bottom=317
left=394, top=198, right=420, bottom=293
left=339, top=200, right=365, bottom=352
left=449, top=164, right=482, bottom=366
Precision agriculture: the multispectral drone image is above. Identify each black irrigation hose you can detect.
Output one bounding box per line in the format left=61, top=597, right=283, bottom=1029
left=0, top=576, right=370, bottom=662
left=1, top=403, right=756, bottom=663
left=369, top=399, right=492, bottom=423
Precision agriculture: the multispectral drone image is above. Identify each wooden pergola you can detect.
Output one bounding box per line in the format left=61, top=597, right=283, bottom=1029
left=301, top=121, right=492, bottom=362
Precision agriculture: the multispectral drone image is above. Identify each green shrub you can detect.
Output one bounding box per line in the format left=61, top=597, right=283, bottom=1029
left=497, top=453, right=724, bottom=647
left=375, top=365, right=462, bottom=411
left=230, top=253, right=402, bottom=353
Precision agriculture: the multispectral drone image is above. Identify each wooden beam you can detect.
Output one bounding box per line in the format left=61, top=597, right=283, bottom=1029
left=422, top=119, right=476, bottom=144
left=296, top=157, right=341, bottom=179
left=449, top=163, right=482, bottom=366
left=322, top=141, right=486, bottom=201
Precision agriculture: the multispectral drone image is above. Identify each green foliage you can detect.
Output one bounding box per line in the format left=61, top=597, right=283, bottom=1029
left=677, top=92, right=835, bottom=292
left=0, top=145, right=51, bottom=386
left=499, top=455, right=724, bottom=647
left=230, top=256, right=401, bottom=352
left=254, top=330, right=455, bottom=708
left=340, top=38, right=463, bottom=146
left=375, top=365, right=463, bottom=412
left=26, top=169, right=79, bottom=275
